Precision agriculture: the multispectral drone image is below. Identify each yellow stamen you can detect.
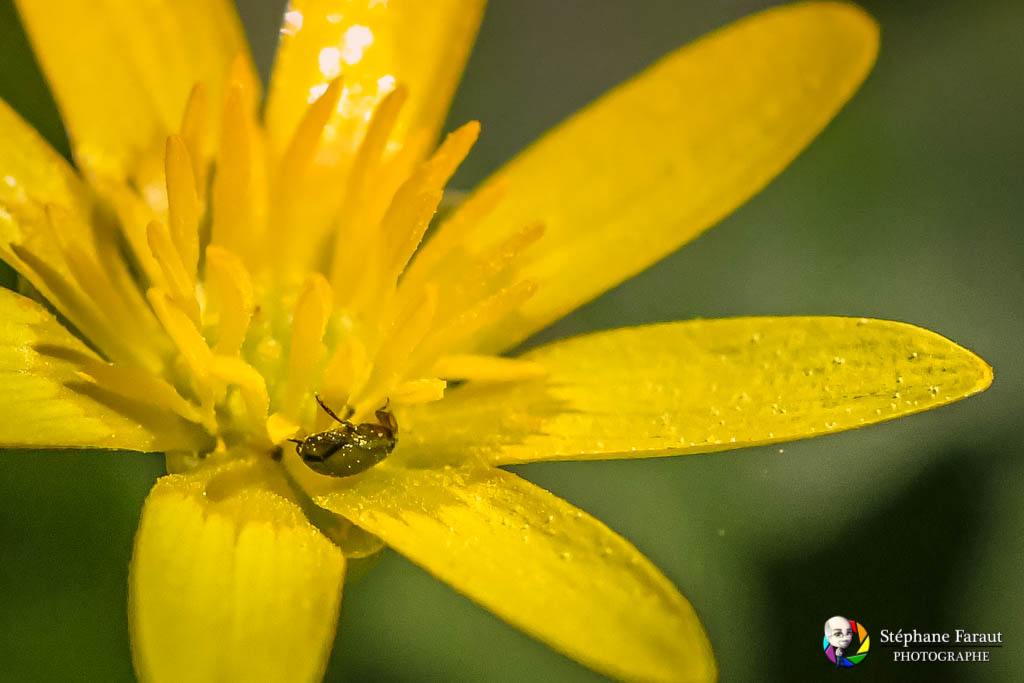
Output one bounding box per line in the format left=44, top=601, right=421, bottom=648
left=211, top=71, right=265, bottom=264
left=390, top=378, right=447, bottom=405
left=278, top=77, right=343, bottom=183
left=85, top=215, right=169, bottom=352
left=319, top=337, right=368, bottom=425
left=328, top=87, right=409, bottom=294
left=75, top=359, right=208, bottom=428
left=147, top=287, right=213, bottom=396
left=10, top=243, right=142, bottom=368
left=164, top=135, right=200, bottom=277
left=357, top=285, right=437, bottom=410
left=437, top=220, right=545, bottom=312
left=376, top=183, right=443, bottom=289
left=269, top=78, right=345, bottom=269
left=147, top=221, right=200, bottom=325
left=204, top=246, right=254, bottom=357
left=416, top=279, right=538, bottom=366
left=343, top=86, right=409, bottom=209
left=278, top=274, right=333, bottom=420
left=179, top=83, right=209, bottom=191
left=92, top=178, right=167, bottom=286
left=403, top=177, right=509, bottom=283
left=338, top=124, right=477, bottom=317
left=423, top=120, right=481, bottom=188
left=384, top=121, right=480, bottom=279
left=209, top=355, right=270, bottom=441
left=266, top=412, right=300, bottom=445
left=39, top=205, right=164, bottom=367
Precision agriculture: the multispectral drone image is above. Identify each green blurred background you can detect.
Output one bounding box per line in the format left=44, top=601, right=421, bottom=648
left=1, top=1, right=1021, bottom=681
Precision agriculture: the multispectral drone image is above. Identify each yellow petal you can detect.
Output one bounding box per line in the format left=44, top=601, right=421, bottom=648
left=316, top=464, right=715, bottom=683
left=265, top=0, right=485, bottom=161
left=13, top=0, right=252, bottom=178
left=398, top=317, right=992, bottom=465
left=431, top=353, right=548, bottom=382
left=412, top=2, right=880, bottom=353
left=131, top=459, right=345, bottom=683
left=0, top=287, right=208, bottom=451
left=0, top=98, right=91, bottom=272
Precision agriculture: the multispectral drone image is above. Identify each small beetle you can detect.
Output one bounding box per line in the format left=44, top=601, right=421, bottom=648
left=289, top=395, right=398, bottom=477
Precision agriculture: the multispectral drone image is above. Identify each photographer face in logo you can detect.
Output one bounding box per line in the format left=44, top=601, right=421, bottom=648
left=822, top=615, right=869, bottom=667
left=826, top=616, right=855, bottom=659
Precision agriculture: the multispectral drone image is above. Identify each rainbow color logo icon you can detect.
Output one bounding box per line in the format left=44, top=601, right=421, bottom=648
left=823, top=616, right=870, bottom=667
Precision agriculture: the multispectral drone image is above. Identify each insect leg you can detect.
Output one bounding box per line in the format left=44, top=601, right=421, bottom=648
left=314, top=394, right=353, bottom=423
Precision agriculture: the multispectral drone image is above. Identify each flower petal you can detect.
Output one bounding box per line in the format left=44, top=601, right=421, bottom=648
left=0, top=97, right=89, bottom=211
left=412, top=2, right=880, bottom=353
left=0, top=287, right=206, bottom=451
left=0, top=98, right=91, bottom=266
left=316, top=464, right=715, bottom=683
left=265, top=0, right=485, bottom=159
left=397, top=317, right=992, bottom=465
left=13, top=0, right=252, bottom=178
left=131, top=459, right=345, bottom=683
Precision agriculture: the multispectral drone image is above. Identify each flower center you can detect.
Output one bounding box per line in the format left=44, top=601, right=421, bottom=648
left=8, top=60, right=547, bottom=474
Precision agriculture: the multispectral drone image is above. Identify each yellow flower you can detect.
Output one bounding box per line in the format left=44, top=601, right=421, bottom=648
left=0, top=1, right=991, bottom=682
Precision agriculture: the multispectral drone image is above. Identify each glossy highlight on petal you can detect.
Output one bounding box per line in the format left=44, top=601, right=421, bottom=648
left=266, top=0, right=485, bottom=163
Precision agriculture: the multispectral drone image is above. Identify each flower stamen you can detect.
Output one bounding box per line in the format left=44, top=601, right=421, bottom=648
left=277, top=273, right=332, bottom=421
left=204, top=246, right=254, bottom=357
left=163, top=135, right=201, bottom=276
